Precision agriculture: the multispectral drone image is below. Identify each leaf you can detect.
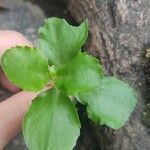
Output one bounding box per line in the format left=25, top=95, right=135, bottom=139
left=55, top=52, right=104, bottom=95
left=1, top=46, right=49, bottom=91
left=38, top=17, right=88, bottom=67
left=77, top=77, right=137, bottom=129
left=23, top=88, right=80, bottom=150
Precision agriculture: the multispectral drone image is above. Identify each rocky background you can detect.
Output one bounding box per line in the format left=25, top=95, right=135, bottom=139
left=63, top=0, right=150, bottom=149
left=62, top=0, right=150, bottom=150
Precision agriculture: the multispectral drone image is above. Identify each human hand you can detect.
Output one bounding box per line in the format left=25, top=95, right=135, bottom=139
left=0, top=30, right=37, bottom=149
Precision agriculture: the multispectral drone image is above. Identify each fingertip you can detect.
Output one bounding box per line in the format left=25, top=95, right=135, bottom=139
left=0, top=30, right=33, bottom=56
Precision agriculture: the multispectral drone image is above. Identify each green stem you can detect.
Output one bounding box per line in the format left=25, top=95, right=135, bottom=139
left=48, top=65, right=57, bottom=81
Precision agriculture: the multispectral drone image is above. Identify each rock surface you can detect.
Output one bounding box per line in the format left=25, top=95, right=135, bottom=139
left=62, top=0, right=150, bottom=149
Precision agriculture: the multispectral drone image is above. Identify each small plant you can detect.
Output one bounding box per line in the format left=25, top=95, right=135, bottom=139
left=1, top=18, right=137, bottom=150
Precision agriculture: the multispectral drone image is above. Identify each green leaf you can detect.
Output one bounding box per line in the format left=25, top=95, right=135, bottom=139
left=1, top=46, right=49, bottom=91
left=39, top=17, right=88, bottom=67
left=77, top=77, right=137, bottom=129
left=23, top=88, right=80, bottom=150
left=55, top=52, right=104, bottom=95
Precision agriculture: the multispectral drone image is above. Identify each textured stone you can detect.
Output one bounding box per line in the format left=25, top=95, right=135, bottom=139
left=62, top=0, right=150, bottom=149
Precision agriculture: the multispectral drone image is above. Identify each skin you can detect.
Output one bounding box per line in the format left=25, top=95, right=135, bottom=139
left=0, top=30, right=38, bottom=149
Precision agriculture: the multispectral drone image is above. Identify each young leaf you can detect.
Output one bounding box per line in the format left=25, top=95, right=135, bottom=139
left=1, top=46, right=49, bottom=91
left=55, top=52, right=104, bottom=95
left=23, top=88, right=80, bottom=150
left=77, top=77, right=137, bottom=129
left=38, top=17, right=88, bottom=67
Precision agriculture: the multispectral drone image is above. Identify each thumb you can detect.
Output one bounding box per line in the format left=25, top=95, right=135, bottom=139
left=0, top=30, right=33, bottom=93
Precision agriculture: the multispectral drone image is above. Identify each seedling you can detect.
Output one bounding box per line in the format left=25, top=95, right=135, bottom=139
left=1, top=18, right=137, bottom=150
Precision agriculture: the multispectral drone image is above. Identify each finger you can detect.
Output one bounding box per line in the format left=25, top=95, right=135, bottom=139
left=0, top=91, right=37, bottom=149
left=0, top=30, right=32, bottom=56
left=0, top=67, right=20, bottom=93
left=0, top=30, right=33, bottom=93
left=0, top=84, right=52, bottom=148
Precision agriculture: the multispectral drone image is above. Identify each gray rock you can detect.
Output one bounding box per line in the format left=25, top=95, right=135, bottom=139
left=63, top=0, right=150, bottom=149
